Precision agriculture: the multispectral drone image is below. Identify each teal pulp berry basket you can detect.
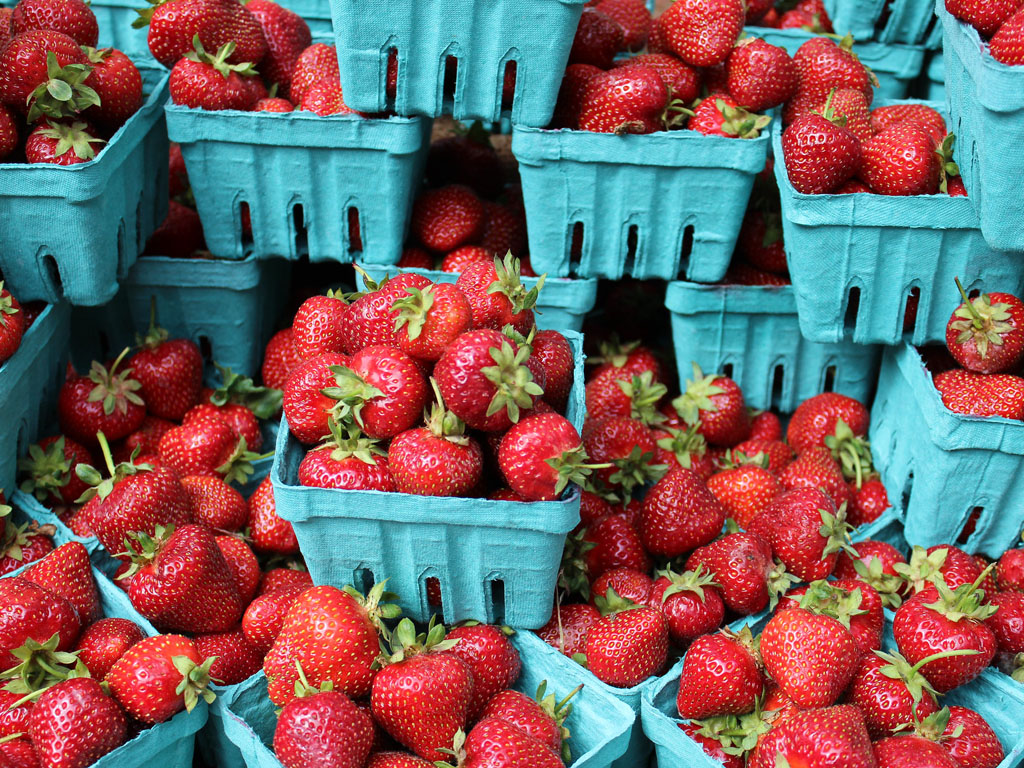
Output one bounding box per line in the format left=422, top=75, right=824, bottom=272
left=165, top=105, right=431, bottom=263
left=939, top=0, right=1024, bottom=253
left=822, top=0, right=941, bottom=45
left=271, top=331, right=585, bottom=628
left=122, top=255, right=292, bottom=378
left=355, top=263, right=598, bottom=333
left=748, top=27, right=926, bottom=99
left=90, top=0, right=150, bottom=56
left=329, top=0, right=585, bottom=125
left=665, top=281, right=882, bottom=414
left=926, top=51, right=946, bottom=99
left=510, top=125, right=769, bottom=282
left=772, top=112, right=1023, bottom=346
left=870, top=343, right=1024, bottom=559
left=218, top=631, right=634, bottom=768
left=277, top=0, right=334, bottom=35
left=0, top=303, right=70, bottom=498
left=0, top=62, right=169, bottom=307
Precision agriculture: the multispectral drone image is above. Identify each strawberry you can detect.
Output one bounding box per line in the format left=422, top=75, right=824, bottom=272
left=749, top=704, right=874, bottom=768
left=389, top=392, right=481, bottom=497
left=248, top=475, right=299, bottom=555
left=255, top=96, right=293, bottom=111
left=325, top=346, right=427, bottom=439
left=262, top=329, right=303, bottom=390
left=339, top=273, right=431, bottom=355
left=29, top=677, right=126, bottom=768
left=22, top=541, right=100, bottom=625
left=824, top=86, right=873, bottom=142
left=848, top=476, right=890, bottom=526
left=12, top=0, right=97, bottom=45
left=181, top=475, right=247, bottom=530
left=425, top=125, right=504, bottom=199
left=727, top=37, right=798, bottom=111
left=0, top=577, right=80, bottom=667
left=934, top=368, right=1024, bottom=419
left=660, top=0, right=744, bottom=67
left=140, top=0, right=267, bottom=68
left=242, top=583, right=304, bottom=652
left=58, top=351, right=146, bottom=446
left=779, top=578, right=883, bottom=654
left=367, top=754, right=433, bottom=768
left=0, top=690, right=32, bottom=739
left=893, top=580, right=997, bottom=691
left=985, top=591, right=1024, bottom=660
left=945, top=281, right=1024, bottom=374
left=113, top=415, right=175, bottom=464
left=289, top=42, right=337, bottom=106
left=159, top=412, right=256, bottom=485
left=778, top=445, right=854, bottom=509
left=107, top=633, right=214, bottom=723
left=679, top=722, right=745, bottom=768
left=283, top=352, right=351, bottom=444
left=0, top=284, right=22, bottom=366
left=536, top=602, right=599, bottom=656
left=848, top=649, right=941, bottom=737
left=480, top=684, right=574, bottom=759
left=0, top=30, right=96, bottom=120
left=835, top=539, right=907, bottom=608
left=648, top=565, right=724, bottom=643
left=264, top=583, right=395, bottom=706
left=81, top=47, right=142, bottom=131
left=194, top=628, right=263, bottom=685
left=258, top=565, right=312, bottom=593
left=793, top=36, right=875, bottom=106
left=274, top=678, right=375, bottom=768
left=455, top=254, right=540, bottom=335
left=446, top=623, right=521, bottom=718
left=435, top=329, right=541, bottom=433
left=0, top=515, right=54, bottom=577
left=411, top=185, right=484, bottom=253
left=706, top=463, right=781, bottom=529
left=128, top=321, right=202, bottom=421
left=577, top=65, right=667, bottom=134
left=582, top=511, right=652, bottom=578
left=292, top=290, right=349, bottom=362
left=896, top=545, right=982, bottom=594
left=298, top=76, right=354, bottom=115
left=143, top=199, right=205, bottom=258
left=724, top=263, right=790, bottom=286
left=878, top=734, right=963, bottom=768
left=371, top=619, right=474, bottom=761
left=760, top=606, right=860, bottom=708
left=639, top=467, right=726, bottom=558
left=478, top=203, right=527, bottom=258
left=998, top=547, right=1024, bottom=591
left=685, top=531, right=794, bottom=615
left=675, top=627, right=763, bottom=719
left=531, top=330, right=574, bottom=413
left=688, top=92, right=772, bottom=138
left=991, top=7, right=1024, bottom=65
left=613, top=52, right=699, bottom=103
left=455, top=717, right=564, bottom=768
left=568, top=7, right=625, bottom=68
left=752, top=487, right=854, bottom=581
left=942, top=705, right=1004, bottom=768
left=946, top=0, right=1023, bottom=37
left=870, top=102, right=946, bottom=145
left=595, top=0, right=650, bottom=50
left=672, top=363, right=750, bottom=447
left=0, top=107, right=13, bottom=162
left=18, top=434, right=93, bottom=507
left=652, top=424, right=714, bottom=478
left=586, top=368, right=666, bottom=425
left=737, top=209, right=787, bottom=275
left=245, top=0, right=310, bottom=98
left=497, top=412, right=592, bottom=501
left=169, top=38, right=259, bottom=111
left=24, top=120, right=105, bottom=164
left=732, top=437, right=793, bottom=474
left=552, top=62, right=602, bottom=129
left=584, top=589, right=669, bottom=687
left=74, top=618, right=146, bottom=681
left=392, top=282, right=472, bottom=362
left=860, top=122, right=942, bottom=195
left=299, top=421, right=396, bottom=492
left=215, top=534, right=260, bottom=603
left=782, top=90, right=863, bottom=194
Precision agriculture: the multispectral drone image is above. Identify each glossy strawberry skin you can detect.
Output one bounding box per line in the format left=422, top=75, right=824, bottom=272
left=74, top=617, right=147, bottom=681
left=292, top=293, right=349, bottom=361
left=585, top=606, right=669, bottom=687
left=660, top=0, right=745, bottom=67
left=676, top=631, right=763, bottom=719
left=0, top=29, right=87, bottom=114
left=410, top=185, right=484, bottom=253
left=464, top=716, right=564, bottom=768
left=388, top=428, right=481, bottom=497
left=0, top=577, right=80, bottom=667
left=446, top=624, right=521, bottom=719
left=157, top=414, right=240, bottom=480
left=945, top=290, right=1024, bottom=375
left=336, top=346, right=428, bottom=439
left=782, top=112, right=862, bottom=194
left=262, top=327, right=303, bottom=390
left=299, top=448, right=397, bottom=492
left=934, top=369, right=1024, bottom=419
left=535, top=602, right=600, bottom=657
left=943, top=705, right=1004, bottom=768
left=787, top=392, right=869, bottom=453
left=584, top=512, right=652, bottom=578
left=639, top=468, right=726, bottom=558
left=274, top=689, right=375, bottom=768
left=339, top=274, right=432, bottom=355
left=860, top=123, right=941, bottom=196
left=726, top=37, right=798, bottom=111
left=283, top=353, right=350, bottom=444
left=479, top=689, right=562, bottom=754
left=578, top=65, right=667, bottom=134
left=850, top=654, right=940, bottom=737
left=248, top=475, right=299, bottom=555
left=106, top=634, right=202, bottom=724
left=568, top=7, right=626, bottom=68
left=685, top=531, right=781, bottom=616
left=22, top=540, right=101, bottom=625
left=29, top=677, right=127, bottom=768
left=181, top=475, right=248, bottom=530
left=242, top=584, right=305, bottom=653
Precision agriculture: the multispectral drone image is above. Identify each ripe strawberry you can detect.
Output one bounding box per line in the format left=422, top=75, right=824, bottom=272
left=672, top=363, right=750, bottom=447
left=12, top=0, right=97, bottom=45
left=893, top=581, right=996, bottom=691
left=679, top=722, right=745, bottom=768
left=552, top=62, right=602, bottom=129
left=18, top=434, right=94, bottom=507
left=760, top=606, right=860, bottom=707
left=298, top=75, right=355, bottom=115
left=835, top=539, right=907, bottom=608
left=0, top=516, right=54, bottom=577
left=326, top=345, right=427, bottom=440
left=367, top=754, right=433, bottom=768
left=676, top=627, right=763, bottom=719
left=589, top=567, right=653, bottom=608
left=255, top=96, right=293, bottom=111
left=947, top=0, right=1022, bottom=37
left=143, top=198, right=205, bottom=258
left=283, top=352, right=351, bottom=444
left=107, top=633, right=214, bottom=723
left=782, top=91, right=863, bottom=194
left=595, top=0, right=650, bottom=50
left=274, top=681, right=374, bottom=768
left=778, top=445, right=854, bottom=509
left=29, top=677, right=126, bottom=767
left=780, top=578, right=883, bottom=654
left=727, top=37, right=798, bottom=111
left=946, top=282, right=1024, bottom=374
left=392, top=282, right=472, bottom=362
left=897, top=545, right=982, bottom=594
left=259, top=566, right=312, bottom=594
left=870, top=102, right=946, bottom=145
left=568, top=7, right=625, bottom=68
left=639, top=467, right=725, bottom=558
left=480, top=685, right=573, bottom=758
left=586, top=368, right=665, bottom=425
left=942, top=705, right=1005, bottom=768
left=159, top=412, right=255, bottom=485
left=824, top=86, right=873, bottom=142
left=536, top=602, right=600, bottom=656
left=169, top=39, right=259, bottom=111
left=141, top=0, right=267, bottom=68
left=660, top=0, right=744, bottom=67
left=81, top=46, right=142, bottom=131
left=289, top=42, right=337, bottom=106
left=848, top=649, right=941, bottom=737
left=860, top=122, right=942, bottom=195
left=582, top=511, right=652, bottom=578
left=498, top=412, right=591, bottom=501
left=0, top=283, right=22, bottom=365
left=389, top=392, right=481, bottom=497
left=24, top=120, right=105, bottom=164
left=651, top=424, right=714, bottom=478
left=478, top=203, right=527, bottom=258
left=74, top=617, right=146, bottom=681
left=242, top=583, right=304, bottom=652
left=706, top=463, right=781, bottom=529
left=584, top=590, right=669, bottom=687
left=215, top=534, right=260, bottom=603
left=248, top=475, right=299, bottom=555
left=425, top=125, right=504, bottom=199
left=613, top=52, right=699, bottom=103
left=689, top=92, right=772, bottom=138
left=752, top=487, right=854, bottom=581
left=998, top=547, right=1024, bottom=591
left=530, top=330, right=574, bottom=413
left=194, top=628, right=263, bottom=685
left=455, top=254, right=539, bottom=335
left=881, top=735, right=963, bottom=768
left=262, top=328, right=302, bottom=389
left=128, top=324, right=202, bottom=422
left=264, top=583, right=394, bottom=706
left=446, top=623, right=521, bottom=718
left=934, top=368, right=1024, bottom=419
left=737, top=209, right=787, bottom=275
left=339, top=273, right=431, bottom=354
left=371, top=619, right=474, bottom=761
left=985, top=591, right=1024, bottom=659
left=0, top=29, right=95, bottom=119
left=991, top=7, right=1024, bottom=65
left=648, top=565, right=724, bottom=643
left=292, top=290, right=349, bottom=362
left=299, top=421, right=396, bottom=492
left=732, top=437, right=793, bottom=474
left=685, top=530, right=794, bottom=615
left=22, top=540, right=100, bottom=624
left=458, top=717, right=564, bottom=768
left=794, top=36, right=875, bottom=106
left=749, top=704, right=874, bottom=768
left=578, top=65, right=667, bottom=134
left=182, top=474, right=247, bottom=531
left=58, top=351, right=146, bottom=446
left=411, top=185, right=484, bottom=253
left=113, top=415, right=175, bottom=464
left=0, top=577, right=80, bottom=667
left=245, top=0, right=310, bottom=98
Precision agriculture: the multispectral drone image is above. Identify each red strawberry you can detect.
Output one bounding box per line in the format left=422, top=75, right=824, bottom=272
left=455, top=254, right=539, bottom=336
left=169, top=39, right=259, bottom=111
left=595, top=0, right=650, bottom=50
left=113, top=415, right=175, bottom=464
left=194, top=628, right=263, bottom=685
left=947, top=0, right=1022, bottom=37
left=685, top=530, right=794, bottom=615
left=143, top=199, right=205, bottom=258
left=425, top=126, right=504, bottom=200
left=159, top=412, right=255, bottom=485
left=12, top=0, right=97, bottom=45
left=0, top=577, right=80, bottom=667
left=298, top=76, right=355, bottom=115
left=870, top=102, right=946, bottom=145
left=991, top=7, right=1024, bottom=65
left=897, top=545, right=982, bottom=595
left=326, top=346, right=427, bottom=440
left=552, top=62, right=603, bottom=129
left=639, top=468, right=726, bottom=558
left=536, top=602, right=599, bottom=657
left=749, top=704, right=874, bottom=768
left=18, top=434, right=93, bottom=507
left=24, top=120, right=105, bottom=164
left=274, top=681, right=375, bottom=768
left=181, top=475, right=247, bottom=530
left=367, top=753, right=433, bottom=768
left=480, top=685, right=573, bottom=758
left=578, top=65, right=667, bottom=134
left=613, top=52, right=699, bottom=103
left=141, top=0, right=267, bottom=68
left=242, top=583, right=304, bottom=652
left=22, top=541, right=100, bottom=625
left=848, top=649, right=941, bottom=738
left=129, top=323, right=202, bottom=422
left=585, top=591, right=669, bottom=689
left=647, top=565, right=725, bottom=644
left=299, top=421, right=396, bottom=492
left=263, top=583, right=393, bottom=706
left=675, top=627, right=763, bottom=719
left=82, top=47, right=142, bottom=131
left=254, top=96, right=293, bottom=111
left=339, top=273, right=431, bottom=355
left=531, top=330, right=574, bottom=412
left=586, top=368, right=666, bottom=425
left=732, top=437, right=793, bottom=474
left=497, top=413, right=591, bottom=501
left=737, top=209, right=787, bottom=275
left=998, top=548, right=1024, bottom=591
left=727, top=37, right=798, bottom=111
left=292, top=290, right=349, bottom=362
left=74, top=617, right=146, bottom=681
left=824, top=86, right=874, bottom=142
left=0, top=30, right=94, bottom=119
left=679, top=722, right=744, bottom=768
left=58, top=351, right=146, bottom=446
left=985, top=591, right=1024, bottom=661
left=215, top=534, right=260, bottom=603
left=934, top=368, right=1024, bottom=418
left=782, top=91, right=863, bottom=194
left=289, top=42, right=337, bottom=106
left=245, top=0, right=310, bottom=98
left=835, top=539, right=907, bottom=608
left=370, top=619, right=474, bottom=761
left=793, top=36, right=875, bottom=106
left=568, top=7, right=625, bottom=68
left=258, top=566, right=312, bottom=593
left=478, top=203, right=527, bottom=258
left=411, top=185, right=484, bottom=253
left=688, top=92, right=771, bottom=138
left=0, top=515, right=54, bottom=577
left=29, top=678, right=126, bottom=768
left=392, top=282, right=472, bottom=362
left=760, top=606, right=860, bottom=708
left=672, top=363, right=750, bottom=447
left=248, top=475, right=299, bottom=555
left=0, top=283, right=22, bottom=365
left=660, top=0, right=744, bottom=67
left=107, top=633, right=214, bottom=723
left=458, top=717, right=564, bottom=768
left=942, top=705, right=1005, bottom=768
left=283, top=352, right=350, bottom=444
left=262, top=328, right=302, bottom=390
left=582, top=511, right=652, bottom=578
left=860, top=122, right=942, bottom=196
left=946, top=282, right=1024, bottom=374
left=706, top=463, right=781, bottom=529
left=778, top=445, right=854, bottom=509
left=779, top=578, right=883, bottom=654
left=446, top=623, right=521, bottom=718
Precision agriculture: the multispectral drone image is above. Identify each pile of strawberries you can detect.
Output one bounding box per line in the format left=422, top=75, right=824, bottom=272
left=0, top=282, right=26, bottom=366
left=744, top=0, right=834, bottom=31
left=0, top=0, right=145, bottom=164
left=947, top=0, right=1024, bottom=65
left=267, top=254, right=586, bottom=502
left=0, top=541, right=221, bottom=766
left=931, top=281, right=1024, bottom=420
left=260, top=590, right=578, bottom=768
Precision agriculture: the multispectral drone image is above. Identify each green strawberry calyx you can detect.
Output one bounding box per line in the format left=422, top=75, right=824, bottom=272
left=593, top=585, right=644, bottom=618
left=848, top=551, right=907, bottom=609
left=75, top=432, right=153, bottom=504
left=937, top=134, right=960, bottom=194
left=615, top=371, right=668, bottom=427
left=818, top=503, right=858, bottom=560
left=1009, top=653, right=1024, bottom=684
left=893, top=546, right=948, bottom=595
left=657, top=564, right=720, bottom=604
left=26, top=53, right=100, bottom=124
left=0, top=516, right=55, bottom=565
left=0, top=633, right=90, bottom=706
left=423, top=378, right=470, bottom=446
left=117, top=524, right=174, bottom=578
left=557, top=530, right=596, bottom=599
left=923, top=564, right=998, bottom=623
left=132, top=0, right=170, bottom=27
left=341, top=579, right=401, bottom=630
left=185, top=36, right=258, bottom=81
left=35, top=120, right=105, bottom=161
left=824, top=419, right=873, bottom=488
left=214, top=434, right=268, bottom=487
left=544, top=444, right=607, bottom=499
left=796, top=579, right=867, bottom=629
left=707, top=97, right=772, bottom=139
left=0, top=282, right=19, bottom=330
left=912, top=707, right=962, bottom=743
left=136, top=297, right=170, bottom=351
left=315, top=418, right=386, bottom=465
left=208, top=362, right=283, bottom=420
left=534, top=679, right=582, bottom=764
left=172, top=654, right=218, bottom=712
left=586, top=338, right=642, bottom=369
left=435, top=729, right=469, bottom=768
left=673, top=362, right=726, bottom=427
left=392, top=285, right=437, bottom=342
left=486, top=252, right=545, bottom=316
left=874, top=648, right=978, bottom=707
left=86, top=347, right=144, bottom=417
left=718, top=447, right=770, bottom=471
left=767, top=558, right=799, bottom=610
left=606, top=445, right=668, bottom=503
left=950, top=276, right=1016, bottom=361
left=482, top=339, right=544, bottom=423
left=323, top=365, right=385, bottom=434
left=18, top=436, right=73, bottom=502
left=292, top=659, right=333, bottom=699
left=690, top=706, right=772, bottom=758
left=378, top=616, right=458, bottom=667
left=655, top=423, right=708, bottom=472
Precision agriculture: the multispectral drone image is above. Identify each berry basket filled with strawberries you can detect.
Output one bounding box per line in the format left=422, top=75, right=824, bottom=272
left=0, top=8, right=170, bottom=306
left=269, top=259, right=588, bottom=627
left=939, top=0, right=1024, bottom=252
